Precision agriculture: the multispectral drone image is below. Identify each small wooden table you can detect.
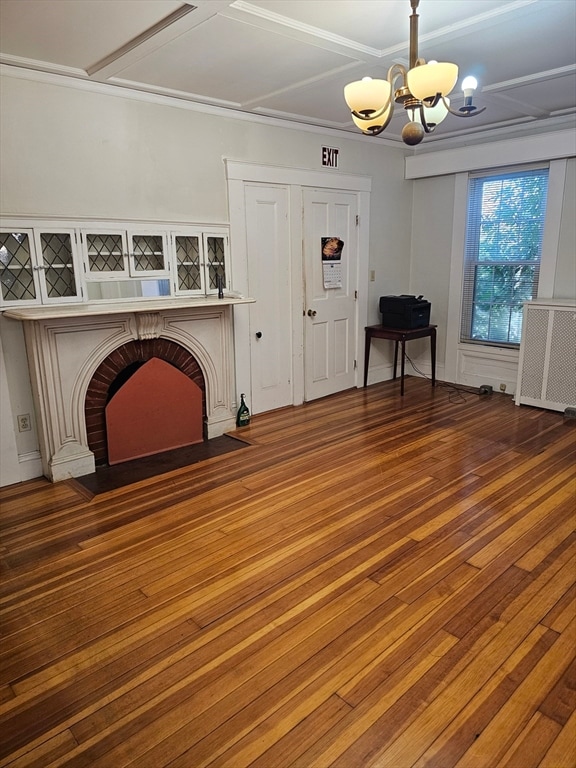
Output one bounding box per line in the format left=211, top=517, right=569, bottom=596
left=364, top=324, right=437, bottom=395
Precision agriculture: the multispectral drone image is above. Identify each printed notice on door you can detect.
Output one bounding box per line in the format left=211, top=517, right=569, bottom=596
left=321, top=237, right=344, bottom=289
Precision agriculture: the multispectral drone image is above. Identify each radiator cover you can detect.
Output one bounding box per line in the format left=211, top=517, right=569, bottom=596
left=515, top=299, right=576, bottom=412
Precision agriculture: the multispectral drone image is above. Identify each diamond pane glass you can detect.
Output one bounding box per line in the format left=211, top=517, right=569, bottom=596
left=0, top=232, right=36, bottom=301
left=206, top=236, right=225, bottom=290
left=86, top=234, right=125, bottom=272
left=132, top=235, right=164, bottom=271
left=40, top=233, right=76, bottom=297
left=175, top=236, right=201, bottom=291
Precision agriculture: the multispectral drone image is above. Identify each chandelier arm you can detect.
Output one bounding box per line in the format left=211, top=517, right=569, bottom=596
left=413, top=103, right=436, bottom=134
left=387, top=63, right=407, bottom=89
left=351, top=105, right=390, bottom=121
left=423, top=93, right=441, bottom=108
left=369, top=106, right=395, bottom=135
left=440, top=95, right=487, bottom=117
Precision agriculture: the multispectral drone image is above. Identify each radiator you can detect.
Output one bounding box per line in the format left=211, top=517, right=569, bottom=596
left=515, top=299, right=576, bottom=412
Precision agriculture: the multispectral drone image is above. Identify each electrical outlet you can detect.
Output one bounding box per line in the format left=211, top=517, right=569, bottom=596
left=499, top=383, right=507, bottom=392
left=17, top=414, right=31, bottom=432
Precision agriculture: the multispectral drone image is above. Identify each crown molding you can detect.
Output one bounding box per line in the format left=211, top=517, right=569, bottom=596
left=2, top=62, right=573, bottom=155
left=0, top=62, right=404, bottom=148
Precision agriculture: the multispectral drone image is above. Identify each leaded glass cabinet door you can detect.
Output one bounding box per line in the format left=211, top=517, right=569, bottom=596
left=128, top=231, right=168, bottom=278
left=81, top=230, right=129, bottom=278
left=172, top=232, right=205, bottom=296
left=203, top=232, right=229, bottom=296
left=0, top=230, right=41, bottom=306
left=33, top=229, right=83, bottom=303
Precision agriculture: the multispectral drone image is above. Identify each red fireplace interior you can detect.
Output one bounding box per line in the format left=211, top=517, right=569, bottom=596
left=106, top=357, right=203, bottom=464
left=85, top=339, right=207, bottom=467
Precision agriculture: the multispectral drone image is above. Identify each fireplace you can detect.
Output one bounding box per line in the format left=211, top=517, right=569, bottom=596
left=4, top=296, right=253, bottom=481
left=86, top=339, right=206, bottom=466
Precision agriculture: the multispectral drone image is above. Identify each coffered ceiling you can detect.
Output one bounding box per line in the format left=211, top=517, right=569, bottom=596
left=1, top=0, right=575, bottom=146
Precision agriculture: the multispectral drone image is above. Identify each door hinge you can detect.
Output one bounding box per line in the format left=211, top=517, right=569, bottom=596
left=354, top=359, right=357, bottom=369
left=355, top=215, right=359, bottom=226
left=355, top=290, right=358, bottom=300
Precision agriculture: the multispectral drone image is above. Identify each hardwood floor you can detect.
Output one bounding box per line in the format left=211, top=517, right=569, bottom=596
left=1, top=378, right=575, bottom=768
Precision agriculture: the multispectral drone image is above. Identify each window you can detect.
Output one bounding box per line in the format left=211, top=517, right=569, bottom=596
left=461, top=166, right=549, bottom=346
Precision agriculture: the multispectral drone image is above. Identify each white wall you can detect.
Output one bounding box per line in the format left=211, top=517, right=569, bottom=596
left=0, top=71, right=413, bottom=486
left=409, top=174, right=455, bottom=368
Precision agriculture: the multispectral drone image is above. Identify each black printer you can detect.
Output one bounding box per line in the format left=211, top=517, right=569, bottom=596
left=379, top=295, right=431, bottom=329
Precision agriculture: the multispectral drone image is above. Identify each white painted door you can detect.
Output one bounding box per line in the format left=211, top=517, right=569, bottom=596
left=244, top=183, right=293, bottom=414
left=303, top=188, right=359, bottom=401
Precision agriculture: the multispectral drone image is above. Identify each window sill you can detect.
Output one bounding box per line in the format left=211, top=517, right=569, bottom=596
left=458, top=342, right=519, bottom=361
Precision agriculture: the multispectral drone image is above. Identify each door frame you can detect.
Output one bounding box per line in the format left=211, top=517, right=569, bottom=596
left=226, top=160, right=371, bottom=410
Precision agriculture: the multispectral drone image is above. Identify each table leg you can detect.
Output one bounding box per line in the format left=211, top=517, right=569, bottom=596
left=364, top=330, right=371, bottom=387
left=393, top=341, right=399, bottom=380
left=430, top=328, right=436, bottom=387
left=400, top=339, right=406, bottom=396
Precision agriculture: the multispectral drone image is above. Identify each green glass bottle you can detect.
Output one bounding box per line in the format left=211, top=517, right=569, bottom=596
left=236, top=393, right=250, bottom=427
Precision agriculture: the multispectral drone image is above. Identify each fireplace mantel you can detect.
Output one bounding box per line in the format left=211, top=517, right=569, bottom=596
left=5, top=296, right=255, bottom=482
left=3, top=295, right=254, bottom=321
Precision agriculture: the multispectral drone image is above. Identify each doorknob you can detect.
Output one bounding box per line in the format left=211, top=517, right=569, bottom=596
left=307, top=309, right=317, bottom=317
left=255, top=331, right=262, bottom=338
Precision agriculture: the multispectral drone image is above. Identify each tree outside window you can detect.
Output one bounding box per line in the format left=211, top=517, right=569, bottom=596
left=461, top=167, right=549, bottom=346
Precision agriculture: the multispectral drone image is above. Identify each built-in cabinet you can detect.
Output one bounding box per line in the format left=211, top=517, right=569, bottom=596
left=172, top=230, right=228, bottom=297
left=0, top=228, right=83, bottom=305
left=81, top=229, right=168, bottom=279
left=0, top=220, right=230, bottom=307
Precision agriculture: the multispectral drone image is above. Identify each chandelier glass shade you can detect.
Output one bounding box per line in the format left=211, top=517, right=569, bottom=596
left=406, top=61, right=458, bottom=102
left=409, top=96, right=449, bottom=127
left=344, top=78, right=391, bottom=119
left=344, top=0, right=485, bottom=145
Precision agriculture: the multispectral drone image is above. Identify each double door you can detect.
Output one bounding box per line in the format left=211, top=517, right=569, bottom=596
left=244, top=184, right=360, bottom=414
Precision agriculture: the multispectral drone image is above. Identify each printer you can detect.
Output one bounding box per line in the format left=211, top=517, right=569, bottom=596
left=379, top=295, right=431, bottom=329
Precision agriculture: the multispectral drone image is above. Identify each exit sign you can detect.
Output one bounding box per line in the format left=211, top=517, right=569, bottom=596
left=322, top=146, right=339, bottom=168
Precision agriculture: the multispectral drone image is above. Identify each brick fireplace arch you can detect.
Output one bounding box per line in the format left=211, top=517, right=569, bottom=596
left=85, top=339, right=206, bottom=466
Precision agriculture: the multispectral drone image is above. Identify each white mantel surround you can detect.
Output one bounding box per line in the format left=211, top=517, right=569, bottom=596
left=4, top=296, right=254, bottom=482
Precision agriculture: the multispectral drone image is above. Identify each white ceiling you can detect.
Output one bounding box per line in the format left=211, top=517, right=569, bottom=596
left=1, top=0, right=575, bottom=147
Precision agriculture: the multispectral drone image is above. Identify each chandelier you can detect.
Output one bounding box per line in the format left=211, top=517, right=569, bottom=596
left=344, top=0, right=485, bottom=145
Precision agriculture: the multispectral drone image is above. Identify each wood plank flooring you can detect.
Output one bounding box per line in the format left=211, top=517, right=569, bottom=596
left=1, top=378, right=575, bottom=767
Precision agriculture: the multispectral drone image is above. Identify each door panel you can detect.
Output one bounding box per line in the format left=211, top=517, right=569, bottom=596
left=245, top=184, right=293, bottom=414
left=311, top=320, right=329, bottom=381
left=334, top=317, right=350, bottom=375
left=303, top=189, right=358, bottom=401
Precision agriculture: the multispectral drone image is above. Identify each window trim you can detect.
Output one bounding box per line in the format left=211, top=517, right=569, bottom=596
left=444, top=159, right=567, bottom=386
left=460, top=163, right=550, bottom=348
